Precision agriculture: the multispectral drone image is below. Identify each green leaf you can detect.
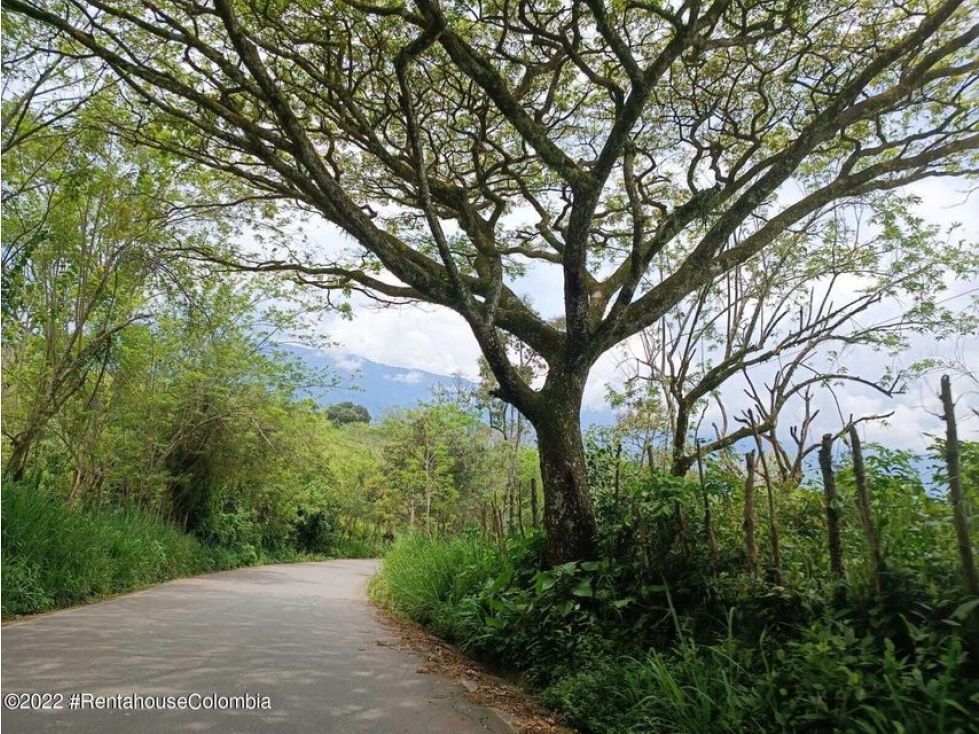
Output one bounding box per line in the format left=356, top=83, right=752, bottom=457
left=949, top=598, right=979, bottom=621
left=534, top=571, right=556, bottom=595
left=571, top=579, right=593, bottom=598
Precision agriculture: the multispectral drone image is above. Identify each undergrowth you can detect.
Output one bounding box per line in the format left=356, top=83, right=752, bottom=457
left=372, top=532, right=979, bottom=734
left=1, top=479, right=330, bottom=618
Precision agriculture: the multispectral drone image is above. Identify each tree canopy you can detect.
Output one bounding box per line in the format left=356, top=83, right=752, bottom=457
left=326, top=402, right=372, bottom=424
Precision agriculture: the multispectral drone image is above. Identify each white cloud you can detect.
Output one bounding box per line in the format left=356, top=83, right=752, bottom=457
left=512, top=262, right=565, bottom=319
left=386, top=370, right=426, bottom=384
left=584, top=344, right=638, bottom=411
left=333, top=355, right=364, bottom=372
left=321, top=304, right=481, bottom=379
left=906, top=178, right=979, bottom=233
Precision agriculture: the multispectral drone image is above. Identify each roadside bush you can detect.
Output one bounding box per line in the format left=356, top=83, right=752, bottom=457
left=369, top=531, right=503, bottom=625
left=761, top=614, right=979, bottom=734
left=2, top=480, right=213, bottom=617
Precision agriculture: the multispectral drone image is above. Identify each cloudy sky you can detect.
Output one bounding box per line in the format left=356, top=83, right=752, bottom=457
left=306, top=177, right=978, bottom=451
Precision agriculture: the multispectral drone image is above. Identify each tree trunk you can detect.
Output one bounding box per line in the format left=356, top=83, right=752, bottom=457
left=517, top=479, right=525, bottom=537
left=941, top=376, right=979, bottom=596
left=534, top=393, right=598, bottom=564
left=493, top=496, right=505, bottom=546
left=530, top=478, right=539, bottom=529
left=670, top=402, right=692, bottom=476
left=613, top=441, right=622, bottom=501
left=5, top=419, right=45, bottom=481
left=5, top=435, right=32, bottom=482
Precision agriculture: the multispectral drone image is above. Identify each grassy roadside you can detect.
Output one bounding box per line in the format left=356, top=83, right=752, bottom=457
left=371, top=533, right=979, bottom=734
left=1, top=481, right=333, bottom=619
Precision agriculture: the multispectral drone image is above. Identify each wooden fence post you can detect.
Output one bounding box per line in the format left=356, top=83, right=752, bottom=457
left=941, top=375, right=979, bottom=596
left=848, top=425, right=886, bottom=594
left=697, top=442, right=719, bottom=573
left=819, top=434, right=846, bottom=599
left=744, top=450, right=759, bottom=577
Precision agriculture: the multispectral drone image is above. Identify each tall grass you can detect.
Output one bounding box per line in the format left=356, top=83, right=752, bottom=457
left=2, top=476, right=380, bottom=619
left=3, top=481, right=228, bottom=618
left=374, top=533, right=979, bottom=734
left=369, top=532, right=502, bottom=625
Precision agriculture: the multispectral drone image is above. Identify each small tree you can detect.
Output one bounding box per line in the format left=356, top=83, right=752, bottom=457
left=326, top=402, right=372, bottom=425
left=616, top=195, right=977, bottom=478
left=381, top=402, right=495, bottom=536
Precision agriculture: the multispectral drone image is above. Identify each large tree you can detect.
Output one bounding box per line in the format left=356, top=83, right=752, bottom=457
left=8, top=0, right=978, bottom=562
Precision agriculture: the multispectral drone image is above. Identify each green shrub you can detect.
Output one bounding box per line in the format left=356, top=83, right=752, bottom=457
left=761, top=615, right=979, bottom=733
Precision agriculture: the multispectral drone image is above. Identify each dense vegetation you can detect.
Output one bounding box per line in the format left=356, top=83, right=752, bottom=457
left=0, top=132, right=380, bottom=616
left=3, top=478, right=246, bottom=617
left=8, top=0, right=978, bottom=563
left=372, top=433, right=979, bottom=733
left=3, top=3, right=978, bottom=731
left=0, top=86, right=374, bottom=616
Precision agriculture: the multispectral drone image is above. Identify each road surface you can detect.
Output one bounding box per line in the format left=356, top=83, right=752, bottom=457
left=1, top=559, right=511, bottom=733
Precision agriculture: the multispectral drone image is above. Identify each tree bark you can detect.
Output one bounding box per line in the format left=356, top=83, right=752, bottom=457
left=517, top=479, right=525, bottom=538
left=530, top=477, right=539, bottom=529
left=670, top=402, right=692, bottom=476
left=941, top=376, right=979, bottom=596
left=533, top=379, right=598, bottom=564
left=5, top=433, right=33, bottom=482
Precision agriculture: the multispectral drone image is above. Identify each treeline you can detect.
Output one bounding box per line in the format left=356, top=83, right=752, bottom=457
left=0, top=109, right=536, bottom=608
left=0, top=89, right=400, bottom=614
left=0, top=103, right=543, bottom=604
left=373, top=384, right=979, bottom=734
left=0, top=113, right=543, bottom=606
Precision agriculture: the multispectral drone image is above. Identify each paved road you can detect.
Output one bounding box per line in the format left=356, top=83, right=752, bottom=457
left=1, top=560, right=511, bottom=733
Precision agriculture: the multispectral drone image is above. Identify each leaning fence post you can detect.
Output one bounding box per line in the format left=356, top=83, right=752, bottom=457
left=848, top=425, right=887, bottom=595
left=744, top=451, right=759, bottom=578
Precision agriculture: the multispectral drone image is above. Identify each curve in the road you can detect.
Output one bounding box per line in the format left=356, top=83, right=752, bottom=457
left=1, top=559, right=512, bottom=733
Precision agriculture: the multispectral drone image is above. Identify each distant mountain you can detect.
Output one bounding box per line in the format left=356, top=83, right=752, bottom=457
left=283, top=345, right=616, bottom=428
left=285, top=345, right=471, bottom=418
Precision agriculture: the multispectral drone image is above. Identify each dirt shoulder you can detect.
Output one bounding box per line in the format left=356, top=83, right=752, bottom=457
left=372, top=606, right=574, bottom=734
